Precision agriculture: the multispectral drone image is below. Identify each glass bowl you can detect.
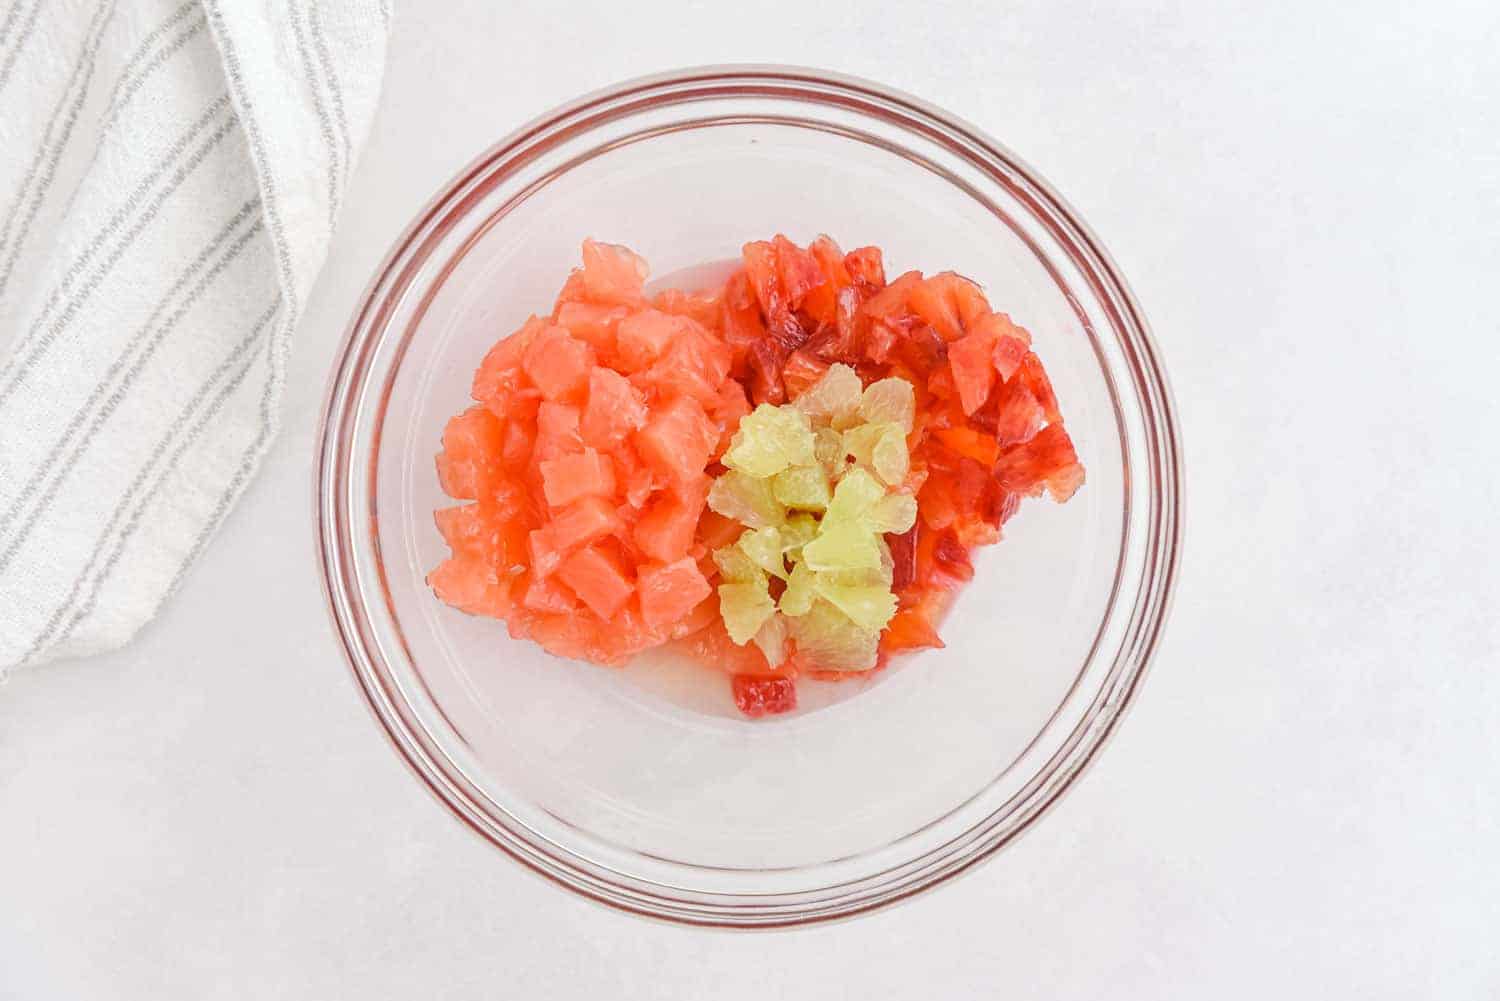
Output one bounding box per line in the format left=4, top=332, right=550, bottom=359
left=316, top=66, right=1181, bottom=926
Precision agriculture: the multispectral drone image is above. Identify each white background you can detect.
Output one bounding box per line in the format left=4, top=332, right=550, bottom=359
left=4, top=1, right=1498, bottom=997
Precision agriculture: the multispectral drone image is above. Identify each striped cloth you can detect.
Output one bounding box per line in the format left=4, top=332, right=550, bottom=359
left=0, top=0, right=388, bottom=673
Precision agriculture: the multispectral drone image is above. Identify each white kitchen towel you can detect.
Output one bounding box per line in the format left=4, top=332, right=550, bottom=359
left=0, top=0, right=388, bottom=673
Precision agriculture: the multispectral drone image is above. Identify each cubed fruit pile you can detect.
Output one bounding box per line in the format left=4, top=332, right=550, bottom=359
left=430, top=236, right=1084, bottom=718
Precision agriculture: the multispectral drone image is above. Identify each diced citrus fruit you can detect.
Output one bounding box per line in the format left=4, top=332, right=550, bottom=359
left=801, top=520, right=882, bottom=572
left=556, top=301, right=628, bottom=352
left=430, top=235, right=1080, bottom=715
left=635, top=395, right=716, bottom=488
left=779, top=560, right=816, bottom=616
left=535, top=401, right=583, bottom=459
left=788, top=599, right=879, bottom=672
left=428, top=558, right=513, bottom=618
left=824, top=467, right=885, bottom=524
left=574, top=238, right=648, bottom=305
left=772, top=464, right=831, bottom=511
left=813, top=577, right=899, bottom=630
left=616, top=309, right=687, bottom=372
left=707, top=470, right=783, bottom=529
left=637, top=557, right=712, bottom=629
left=858, top=377, right=915, bottom=431
left=731, top=674, right=797, bottom=717
left=722, top=403, right=816, bottom=477
left=522, top=325, right=595, bottom=402
left=751, top=614, right=788, bottom=669
left=632, top=478, right=708, bottom=562
left=737, top=526, right=787, bottom=580
left=870, top=425, right=909, bottom=486
left=867, top=493, right=918, bottom=534
left=557, top=545, right=634, bottom=620
left=719, top=581, right=775, bottom=644
left=581, top=368, right=647, bottom=450
left=435, top=406, right=504, bottom=500
left=794, top=363, right=862, bottom=429
left=540, top=447, right=616, bottom=508
left=713, top=544, right=765, bottom=584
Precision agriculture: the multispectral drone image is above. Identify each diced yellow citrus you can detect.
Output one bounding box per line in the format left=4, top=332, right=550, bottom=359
left=787, top=599, right=879, bottom=672
left=871, top=425, right=909, bottom=486
left=738, top=526, right=787, bottom=579
left=719, top=581, right=776, bottom=644
left=823, top=467, right=885, bottom=525
left=722, top=403, right=816, bottom=477
left=813, top=576, right=899, bottom=630
left=859, top=377, right=915, bottom=432
left=868, top=493, right=917, bottom=534
left=780, top=561, right=817, bottom=616
left=772, top=464, right=832, bottom=511
left=707, top=469, right=784, bottom=529
left=794, top=362, right=863, bottom=429
left=801, top=519, right=882, bottom=572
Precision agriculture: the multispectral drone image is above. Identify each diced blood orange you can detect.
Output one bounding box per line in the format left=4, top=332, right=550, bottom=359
left=435, top=406, right=504, bottom=500
left=887, top=525, right=918, bottom=592
left=980, top=375, right=1046, bottom=447
left=781, top=349, right=830, bottom=400
left=800, top=235, right=849, bottom=325
left=773, top=234, right=825, bottom=309
left=970, top=312, right=1032, bottom=382
left=581, top=368, right=648, bottom=450
left=881, top=606, right=945, bottom=652
left=731, top=674, right=797, bottom=717
left=1017, top=351, right=1062, bottom=424
left=861, top=270, right=922, bottom=328
left=934, top=426, right=1000, bottom=466
left=540, top=447, right=616, bottom=508
left=557, top=544, right=634, bottom=620
left=744, top=338, right=787, bottom=404
left=522, top=325, right=594, bottom=402
left=993, top=422, right=1084, bottom=500
left=908, top=272, right=989, bottom=341
left=743, top=238, right=809, bottom=351
left=635, top=395, right=716, bottom=487
left=844, top=246, right=886, bottom=290
left=638, top=557, right=713, bottom=629
left=947, top=328, right=998, bottom=415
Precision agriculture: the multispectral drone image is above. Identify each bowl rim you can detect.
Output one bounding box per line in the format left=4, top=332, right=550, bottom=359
left=316, top=63, right=1183, bottom=927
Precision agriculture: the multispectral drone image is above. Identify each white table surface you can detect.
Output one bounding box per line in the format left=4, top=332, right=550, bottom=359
left=4, top=2, right=1498, bottom=997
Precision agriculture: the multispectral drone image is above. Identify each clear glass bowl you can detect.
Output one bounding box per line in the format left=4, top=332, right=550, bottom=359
left=316, top=66, right=1182, bottom=926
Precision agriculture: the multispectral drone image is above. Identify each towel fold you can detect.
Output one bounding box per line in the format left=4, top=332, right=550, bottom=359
left=0, top=0, right=389, bottom=673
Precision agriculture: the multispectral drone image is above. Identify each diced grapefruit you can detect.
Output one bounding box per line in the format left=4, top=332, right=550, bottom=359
left=638, top=557, right=713, bottom=629
left=557, top=544, right=634, bottom=620
left=634, top=395, right=717, bottom=488
left=540, top=447, right=616, bottom=508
